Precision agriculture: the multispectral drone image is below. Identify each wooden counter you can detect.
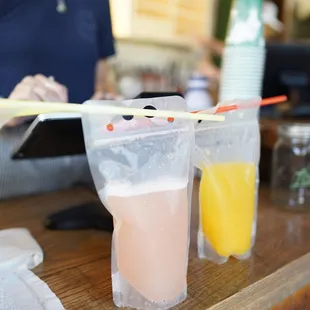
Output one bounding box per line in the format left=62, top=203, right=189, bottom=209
left=1, top=180, right=310, bottom=309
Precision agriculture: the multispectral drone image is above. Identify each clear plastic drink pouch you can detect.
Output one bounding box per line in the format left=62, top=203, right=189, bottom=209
left=195, top=97, right=261, bottom=264
left=82, top=96, right=194, bottom=309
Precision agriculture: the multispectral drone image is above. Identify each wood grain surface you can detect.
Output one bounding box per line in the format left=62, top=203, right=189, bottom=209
left=1, top=180, right=310, bottom=309
left=208, top=252, right=310, bottom=309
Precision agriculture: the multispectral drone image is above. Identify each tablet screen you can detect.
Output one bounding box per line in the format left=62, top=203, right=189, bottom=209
left=11, top=113, right=85, bottom=159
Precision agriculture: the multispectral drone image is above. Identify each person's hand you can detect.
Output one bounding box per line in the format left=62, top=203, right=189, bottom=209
left=9, top=74, right=68, bottom=102
left=91, top=91, right=117, bottom=100
left=193, top=37, right=225, bottom=85
left=197, top=61, right=221, bottom=83
left=91, top=91, right=123, bottom=101
left=6, top=74, right=68, bottom=127
left=195, top=37, right=224, bottom=56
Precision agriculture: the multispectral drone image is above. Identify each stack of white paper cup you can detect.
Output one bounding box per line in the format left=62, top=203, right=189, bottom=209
left=219, top=46, right=266, bottom=102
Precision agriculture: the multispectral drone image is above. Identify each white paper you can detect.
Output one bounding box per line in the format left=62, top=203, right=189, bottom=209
left=0, top=228, right=64, bottom=310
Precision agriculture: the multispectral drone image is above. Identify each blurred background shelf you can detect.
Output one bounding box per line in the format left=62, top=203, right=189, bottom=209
left=111, top=0, right=216, bottom=49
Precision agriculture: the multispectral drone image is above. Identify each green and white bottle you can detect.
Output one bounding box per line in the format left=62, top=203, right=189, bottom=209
left=219, top=0, right=266, bottom=102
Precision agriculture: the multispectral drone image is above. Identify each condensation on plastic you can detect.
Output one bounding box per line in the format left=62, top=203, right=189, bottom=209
left=81, top=96, right=194, bottom=310
left=194, top=97, right=261, bottom=264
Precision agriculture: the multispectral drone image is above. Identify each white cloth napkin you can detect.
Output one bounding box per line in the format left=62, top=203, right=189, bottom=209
left=0, top=228, right=64, bottom=310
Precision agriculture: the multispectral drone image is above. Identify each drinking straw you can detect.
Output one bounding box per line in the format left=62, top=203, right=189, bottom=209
left=0, top=95, right=287, bottom=123
left=0, top=99, right=224, bottom=122
left=191, top=95, right=288, bottom=114
left=260, top=95, right=288, bottom=106
left=215, top=95, right=287, bottom=114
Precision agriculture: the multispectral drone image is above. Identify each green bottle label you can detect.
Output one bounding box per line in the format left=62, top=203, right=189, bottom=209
left=290, top=168, right=310, bottom=190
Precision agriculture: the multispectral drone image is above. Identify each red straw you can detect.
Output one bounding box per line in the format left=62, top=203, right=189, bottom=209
left=215, top=95, right=288, bottom=114
left=191, top=95, right=288, bottom=115
left=260, top=95, right=288, bottom=106
left=216, top=104, right=238, bottom=113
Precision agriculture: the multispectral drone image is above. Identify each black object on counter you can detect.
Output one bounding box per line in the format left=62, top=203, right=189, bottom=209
left=44, top=202, right=113, bottom=232
left=135, top=92, right=183, bottom=99
left=262, top=43, right=310, bottom=117
left=12, top=114, right=85, bottom=159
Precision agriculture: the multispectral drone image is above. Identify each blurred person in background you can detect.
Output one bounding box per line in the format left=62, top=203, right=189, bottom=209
left=196, top=38, right=224, bottom=85
left=0, top=0, right=115, bottom=199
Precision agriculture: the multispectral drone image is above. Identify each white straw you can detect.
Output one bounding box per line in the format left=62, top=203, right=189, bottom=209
left=0, top=99, right=224, bottom=122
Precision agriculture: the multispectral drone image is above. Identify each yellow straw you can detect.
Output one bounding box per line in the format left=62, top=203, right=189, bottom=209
left=0, top=99, right=224, bottom=122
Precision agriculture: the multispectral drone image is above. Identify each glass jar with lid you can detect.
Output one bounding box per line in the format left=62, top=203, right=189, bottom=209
left=271, top=123, right=310, bottom=210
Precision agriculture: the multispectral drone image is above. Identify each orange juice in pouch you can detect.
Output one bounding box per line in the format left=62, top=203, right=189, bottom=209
left=194, top=97, right=261, bottom=264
